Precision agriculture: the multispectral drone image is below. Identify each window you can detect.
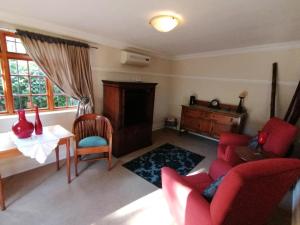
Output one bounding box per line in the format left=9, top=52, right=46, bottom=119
left=0, top=32, right=78, bottom=114
left=0, top=65, right=6, bottom=112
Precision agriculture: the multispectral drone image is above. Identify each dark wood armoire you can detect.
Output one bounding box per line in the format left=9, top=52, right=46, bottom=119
left=102, top=80, right=157, bottom=157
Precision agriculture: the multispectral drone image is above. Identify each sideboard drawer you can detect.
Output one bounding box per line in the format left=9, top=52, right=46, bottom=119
left=210, top=113, right=235, bottom=125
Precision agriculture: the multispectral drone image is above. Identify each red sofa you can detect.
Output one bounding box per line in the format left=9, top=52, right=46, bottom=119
left=162, top=158, right=300, bottom=225
left=218, top=117, right=298, bottom=166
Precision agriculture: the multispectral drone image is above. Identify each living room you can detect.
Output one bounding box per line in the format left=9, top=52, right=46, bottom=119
left=0, top=1, right=300, bottom=225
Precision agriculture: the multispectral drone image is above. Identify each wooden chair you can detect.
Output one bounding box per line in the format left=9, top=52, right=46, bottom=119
left=72, top=114, right=113, bottom=176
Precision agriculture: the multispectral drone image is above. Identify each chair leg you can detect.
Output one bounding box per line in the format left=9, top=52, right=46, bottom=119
left=0, top=174, right=5, bottom=210
left=55, top=146, right=60, bottom=171
left=74, top=152, right=79, bottom=177
left=107, top=151, right=112, bottom=171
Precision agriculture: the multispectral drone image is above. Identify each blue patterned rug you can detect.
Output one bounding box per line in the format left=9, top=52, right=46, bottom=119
left=122, top=143, right=205, bottom=188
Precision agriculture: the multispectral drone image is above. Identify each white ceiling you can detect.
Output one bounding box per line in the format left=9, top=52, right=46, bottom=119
left=0, top=0, right=300, bottom=57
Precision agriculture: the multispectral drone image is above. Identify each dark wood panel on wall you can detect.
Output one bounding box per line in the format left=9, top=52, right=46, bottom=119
left=102, top=80, right=157, bottom=157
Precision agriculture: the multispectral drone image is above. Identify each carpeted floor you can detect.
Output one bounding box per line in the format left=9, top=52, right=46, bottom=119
left=0, top=129, right=292, bottom=225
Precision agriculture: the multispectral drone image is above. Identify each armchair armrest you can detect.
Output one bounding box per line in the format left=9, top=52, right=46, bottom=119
left=209, top=159, right=232, bottom=180
left=219, top=132, right=251, bottom=146
left=161, top=167, right=212, bottom=225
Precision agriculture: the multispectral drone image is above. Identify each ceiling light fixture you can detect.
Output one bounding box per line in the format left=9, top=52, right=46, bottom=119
left=150, top=15, right=180, bottom=32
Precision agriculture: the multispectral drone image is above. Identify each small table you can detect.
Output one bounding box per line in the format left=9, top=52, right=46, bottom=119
left=235, top=146, right=278, bottom=162
left=0, top=125, right=74, bottom=210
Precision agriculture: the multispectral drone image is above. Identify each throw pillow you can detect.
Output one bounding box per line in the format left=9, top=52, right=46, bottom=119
left=202, top=175, right=224, bottom=202
left=248, top=135, right=258, bottom=150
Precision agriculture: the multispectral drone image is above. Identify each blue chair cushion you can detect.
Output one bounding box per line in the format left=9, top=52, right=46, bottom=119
left=202, top=175, right=224, bottom=202
left=78, top=136, right=108, bottom=148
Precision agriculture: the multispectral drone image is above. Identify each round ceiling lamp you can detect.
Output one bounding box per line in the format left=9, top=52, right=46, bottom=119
left=150, top=15, right=180, bottom=32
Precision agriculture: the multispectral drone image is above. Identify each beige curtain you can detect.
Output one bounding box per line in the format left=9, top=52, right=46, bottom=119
left=16, top=30, right=94, bottom=117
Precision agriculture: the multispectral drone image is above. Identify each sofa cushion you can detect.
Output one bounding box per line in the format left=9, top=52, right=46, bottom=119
left=78, top=136, right=107, bottom=148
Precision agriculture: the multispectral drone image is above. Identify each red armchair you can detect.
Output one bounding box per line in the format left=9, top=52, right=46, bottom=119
left=162, top=158, right=300, bottom=225
left=218, top=117, right=298, bottom=166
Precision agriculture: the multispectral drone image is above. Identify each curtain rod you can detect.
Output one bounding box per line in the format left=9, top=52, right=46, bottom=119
left=10, top=29, right=98, bottom=49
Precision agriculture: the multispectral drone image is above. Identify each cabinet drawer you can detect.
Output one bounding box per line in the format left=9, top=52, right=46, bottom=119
left=181, top=117, right=199, bottom=131
left=210, top=113, right=235, bottom=125
left=183, top=108, right=209, bottom=118
left=182, top=108, right=201, bottom=118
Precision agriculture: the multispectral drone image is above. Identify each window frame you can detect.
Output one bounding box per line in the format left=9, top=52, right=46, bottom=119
left=0, top=31, right=77, bottom=115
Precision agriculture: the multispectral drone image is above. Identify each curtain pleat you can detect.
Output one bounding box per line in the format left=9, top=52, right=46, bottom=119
left=16, top=30, right=94, bottom=117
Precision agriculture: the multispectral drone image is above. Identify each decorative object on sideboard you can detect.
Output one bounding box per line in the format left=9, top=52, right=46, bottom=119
left=236, top=91, right=248, bottom=113
left=12, top=109, right=34, bottom=139
left=189, top=96, right=196, bottom=105
left=209, top=98, right=220, bottom=109
left=34, top=106, right=43, bottom=135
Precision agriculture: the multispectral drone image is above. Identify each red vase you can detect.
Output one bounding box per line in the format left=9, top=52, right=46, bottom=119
left=34, top=106, right=43, bottom=135
left=12, top=109, right=34, bottom=139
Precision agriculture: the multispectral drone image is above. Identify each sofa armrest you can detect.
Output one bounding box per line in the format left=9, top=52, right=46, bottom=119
left=161, top=167, right=212, bottom=225
left=219, top=132, right=251, bottom=146
left=209, top=159, right=232, bottom=180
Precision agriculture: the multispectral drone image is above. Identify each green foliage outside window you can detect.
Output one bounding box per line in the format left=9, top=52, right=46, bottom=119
left=0, top=65, right=6, bottom=112
left=8, top=59, right=78, bottom=110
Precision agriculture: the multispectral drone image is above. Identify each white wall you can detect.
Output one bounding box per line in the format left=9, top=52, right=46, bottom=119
left=170, top=48, right=300, bottom=135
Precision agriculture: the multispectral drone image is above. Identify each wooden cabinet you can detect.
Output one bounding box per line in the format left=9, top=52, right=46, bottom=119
left=102, top=80, right=157, bottom=157
left=180, top=100, right=246, bottom=139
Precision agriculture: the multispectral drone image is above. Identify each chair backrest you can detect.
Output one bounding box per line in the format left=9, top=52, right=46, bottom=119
left=210, top=158, right=300, bottom=225
left=261, top=117, right=298, bottom=156
left=73, top=114, right=113, bottom=144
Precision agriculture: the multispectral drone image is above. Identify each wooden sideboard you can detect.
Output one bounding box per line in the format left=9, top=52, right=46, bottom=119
left=180, top=100, right=247, bottom=139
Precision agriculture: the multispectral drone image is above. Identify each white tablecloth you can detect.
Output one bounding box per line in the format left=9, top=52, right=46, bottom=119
left=11, top=130, right=60, bottom=164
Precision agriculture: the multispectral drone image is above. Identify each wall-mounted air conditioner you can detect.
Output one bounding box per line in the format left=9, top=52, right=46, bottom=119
left=120, top=51, right=151, bottom=67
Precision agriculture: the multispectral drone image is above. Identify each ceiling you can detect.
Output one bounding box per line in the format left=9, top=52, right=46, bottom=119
left=0, top=0, right=300, bottom=57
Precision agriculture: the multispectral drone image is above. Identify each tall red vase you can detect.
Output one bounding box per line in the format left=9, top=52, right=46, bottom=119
left=12, top=109, right=34, bottom=139
left=34, top=106, right=43, bottom=135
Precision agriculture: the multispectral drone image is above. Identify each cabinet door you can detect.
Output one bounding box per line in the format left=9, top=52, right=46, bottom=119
left=181, top=117, right=199, bottom=132
left=198, top=118, right=212, bottom=135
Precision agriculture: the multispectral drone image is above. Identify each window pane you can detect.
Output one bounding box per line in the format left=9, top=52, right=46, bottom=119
left=6, top=36, right=26, bottom=54
left=53, top=84, right=63, bottom=94
left=54, top=95, right=66, bottom=107
left=11, top=76, right=30, bottom=94
left=32, top=95, right=48, bottom=108
left=29, top=61, right=45, bottom=76
left=13, top=96, right=31, bottom=110
left=6, top=36, right=15, bottom=41
left=31, top=77, right=46, bottom=94
left=17, top=60, right=29, bottom=75
left=0, top=96, right=5, bottom=112
left=9, top=59, right=18, bottom=75
left=0, top=76, right=4, bottom=95
left=6, top=41, right=16, bottom=53
left=68, top=97, right=79, bottom=107
left=16, top=42, right=26, bottom=54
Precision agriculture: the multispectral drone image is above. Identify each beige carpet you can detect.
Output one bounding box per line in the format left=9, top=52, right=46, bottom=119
left=0, top=129, right=291, bottom=225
